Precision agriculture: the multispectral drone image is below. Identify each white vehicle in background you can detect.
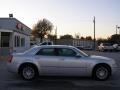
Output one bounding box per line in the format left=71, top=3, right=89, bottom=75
left=38, top=41, right=53, bottom=45
left=117, top=44, right=120, bottom=51
left=98, top=43, right=114, bottom=52
left=115, top=44, right=120, bottom=51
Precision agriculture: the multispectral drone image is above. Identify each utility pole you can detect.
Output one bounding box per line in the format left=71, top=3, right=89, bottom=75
left=55, top=26, right=57, bottom=38
left=93, top=16, right=96, bottom=50
left=55, top=26, right=57, bottom=44
left=118, top=26, right=120, bottom=34
left=116, top=25, right=118, bottom=34
left=119, top=28, right=120, bottom=34
left=116, top=25, right=120, bottom=34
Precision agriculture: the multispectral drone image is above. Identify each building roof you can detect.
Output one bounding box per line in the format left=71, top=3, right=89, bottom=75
left=0, top=18, right=31, bottom=36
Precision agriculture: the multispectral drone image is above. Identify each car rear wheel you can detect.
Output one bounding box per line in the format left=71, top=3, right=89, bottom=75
left=20, top=65, right=38, bottom=80
left=93, top=65, right=111, bottom=81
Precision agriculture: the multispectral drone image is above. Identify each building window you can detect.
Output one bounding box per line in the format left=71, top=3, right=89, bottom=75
left=21, top=38, right=25, bottom=47
left=14, top=36, right=17, bottom=47
left=14, top=35, right=20, bottom=47
left=17, top=36, right=20, bottom=47
left=1, top=32, right=10, bottom=47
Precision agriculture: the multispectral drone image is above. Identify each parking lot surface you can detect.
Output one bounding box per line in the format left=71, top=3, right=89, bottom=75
left=0, top=51, right=120, bottom=90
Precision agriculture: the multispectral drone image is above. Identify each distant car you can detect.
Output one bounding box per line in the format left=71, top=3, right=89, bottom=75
left=76, top=45, right=93, bottom=50
left=7, top=45, right=117, bottom=81
left=116, top=44, right=120, bottom=51
left=38, top=41, right=53, bottom=45
left=98, top=43, right=114, bottom=51
left=31, top=41, right=53, bottom=47
left=76, top=46, right=84, bottom=50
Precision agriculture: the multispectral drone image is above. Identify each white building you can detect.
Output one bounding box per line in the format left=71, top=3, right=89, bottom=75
left=56, top=39, right=94, bottom=50
left=0, top=17, right=31, bottom=55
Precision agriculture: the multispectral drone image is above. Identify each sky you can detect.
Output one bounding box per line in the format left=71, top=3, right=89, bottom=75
left=0, top=0, right=120, bottom=39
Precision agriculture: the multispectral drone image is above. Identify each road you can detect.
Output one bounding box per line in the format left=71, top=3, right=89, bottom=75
left=0, top=51, right=120, bottom=90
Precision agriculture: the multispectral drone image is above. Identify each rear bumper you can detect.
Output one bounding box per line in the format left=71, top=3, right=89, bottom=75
left=7, top=63, right=18, bottom=73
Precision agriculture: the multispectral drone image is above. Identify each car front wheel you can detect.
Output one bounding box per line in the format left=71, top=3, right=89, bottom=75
left=93, top=65, right=111, bottom=81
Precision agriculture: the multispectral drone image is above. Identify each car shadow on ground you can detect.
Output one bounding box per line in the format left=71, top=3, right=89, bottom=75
left=5, top=76, right=92, bottom=89
left=5, top=76, right=119, bottom=90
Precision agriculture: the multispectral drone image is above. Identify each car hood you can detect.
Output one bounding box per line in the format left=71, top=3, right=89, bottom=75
left=89, top=55, right=113, bottom=61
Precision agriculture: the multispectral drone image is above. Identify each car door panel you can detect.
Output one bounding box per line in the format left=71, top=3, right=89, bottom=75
left=56, top=48, right=87, bottom=76
left=34, top=48, right=60, bottom=75
left=35, top=55, right=60, bottom=75
left=59, top=56, right=87, bottom=76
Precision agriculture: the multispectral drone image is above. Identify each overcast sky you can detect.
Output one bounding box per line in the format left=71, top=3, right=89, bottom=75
left=0, top=0, right=120, bottom=38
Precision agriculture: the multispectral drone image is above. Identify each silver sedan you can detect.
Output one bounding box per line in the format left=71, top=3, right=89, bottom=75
left=7, top=45, right=117, bottom=80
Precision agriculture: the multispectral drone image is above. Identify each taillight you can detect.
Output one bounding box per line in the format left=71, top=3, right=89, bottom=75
left=7, top=55, right=13, bottom=63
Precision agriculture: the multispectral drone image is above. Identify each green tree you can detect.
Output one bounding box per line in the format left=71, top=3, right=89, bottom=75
left=97, top=38, right=108, bottom=45
left=85, top=36, right=92, bottom=40
left=81, top=36, right=85, bottom=40
left=60, top=34, right=73, bottom=39
left=32, top=19, right=53, bottom=42
left=108, top=34, right=120, bottom=44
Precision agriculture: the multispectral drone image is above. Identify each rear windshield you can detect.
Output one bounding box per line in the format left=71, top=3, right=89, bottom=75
left=24, top=46, right=39, bottom=55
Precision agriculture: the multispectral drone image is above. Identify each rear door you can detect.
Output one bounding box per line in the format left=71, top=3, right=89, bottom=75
left=35, top=48, right=59, bottom=75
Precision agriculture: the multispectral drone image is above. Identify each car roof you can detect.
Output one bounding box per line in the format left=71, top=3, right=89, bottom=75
left=34, top=45, right=75, bottom=48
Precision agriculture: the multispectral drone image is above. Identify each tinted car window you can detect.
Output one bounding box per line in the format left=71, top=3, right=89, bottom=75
left=36, top=48, right=55, bottom=56
left=58, top=48, right=76, bottom=57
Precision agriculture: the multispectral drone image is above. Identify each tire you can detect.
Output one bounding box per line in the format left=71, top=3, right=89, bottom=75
left=19, top=64, right=38, bottom=80
left=93, top=65, right=111, bottom=81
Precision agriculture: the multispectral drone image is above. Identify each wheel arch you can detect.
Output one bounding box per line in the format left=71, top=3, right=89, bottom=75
left=92, top=63, right=111, bottom=76
left=18, top=62, right=39, bottom=75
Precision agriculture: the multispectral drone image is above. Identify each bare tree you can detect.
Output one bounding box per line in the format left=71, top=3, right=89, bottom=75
left=74, top=33, right=80, bottom=39
left=85, top=36, right=92, bottom=40
left=32, top=19, right=53, bottom=42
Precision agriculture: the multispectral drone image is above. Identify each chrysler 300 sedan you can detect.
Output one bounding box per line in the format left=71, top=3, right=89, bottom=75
left=7, top=45, right=117, bottom=81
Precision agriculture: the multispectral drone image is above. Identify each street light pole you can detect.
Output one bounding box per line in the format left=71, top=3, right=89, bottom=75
left=93, top=16, right=96, bottom=50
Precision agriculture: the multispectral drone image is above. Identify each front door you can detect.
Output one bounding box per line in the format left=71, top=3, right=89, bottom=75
left=57, top=48, right=87, bottom=76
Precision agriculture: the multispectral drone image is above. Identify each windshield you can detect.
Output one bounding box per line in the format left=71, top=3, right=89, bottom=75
left=73, top=47, right=88, bottom=57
